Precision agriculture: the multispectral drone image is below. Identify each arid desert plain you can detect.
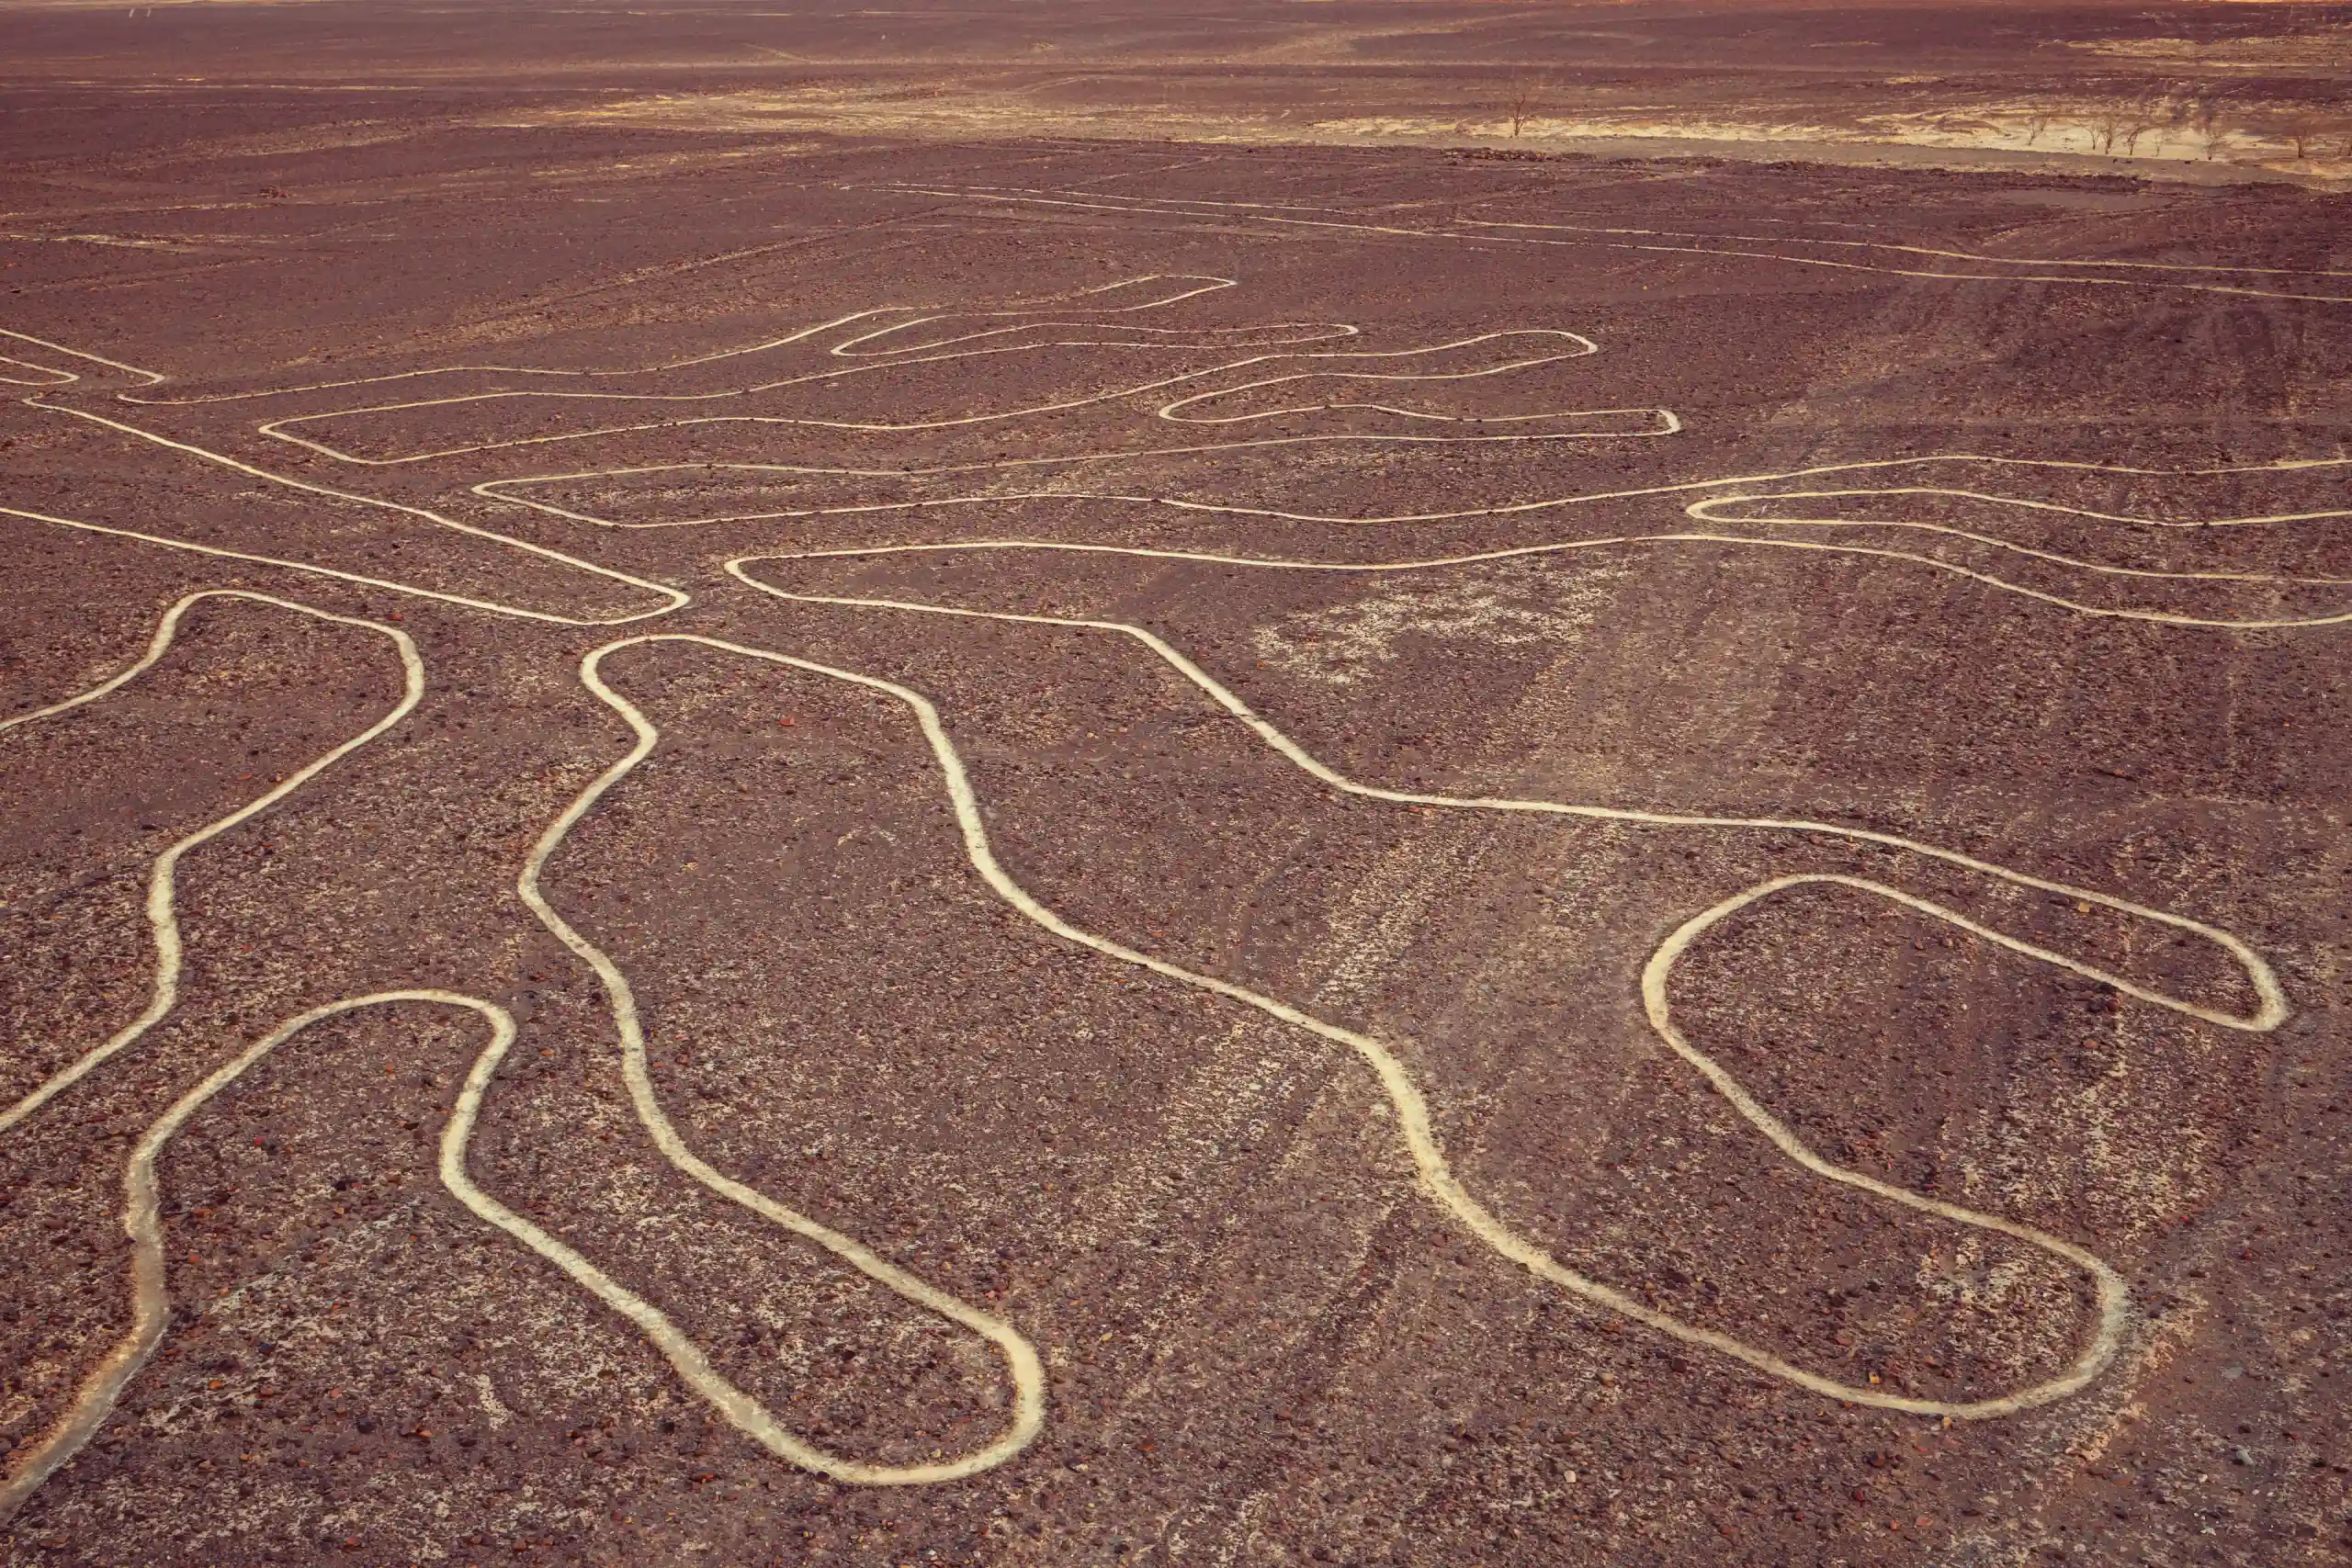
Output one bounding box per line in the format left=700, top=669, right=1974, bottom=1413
left=1, top=3, right=2350, bottom=1565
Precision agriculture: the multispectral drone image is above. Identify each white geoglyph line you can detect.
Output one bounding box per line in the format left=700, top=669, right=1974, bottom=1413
left=1681, top=490, right=2352, bottom=627
left=7, top=401, right=689, bottom=626
left=0, top=606, right=1048, bottom=1514
left=1461, top=217, right=2352, bottom=282
left=0, top=604, right=1044, bottom=1518
left=0, top=977, right=1039, bottom=1521
left=723, top=557, right=2287, bottom=1032
left=145, top=274, right=1359, bottom=459
left=246, top=329, right=1639, bottom=468
left=498, top=635, right=1051, bottom=1485
left=73, top=266, right=1648, bottom=471
left=0, top=592, right=424, bottom=1139
left=1259, top=214, right=2352, bottom=307
left=729, top=522, right=2352, bottom=632
left=0, top=592, right=422, bottom=1516
left=2, top=977, right=1040, bottom=1523
left=467, top=413, right=1685, bottom=530
left=0, top=357, right=77, bottom=389
left=477, top=452, right=2352, bottom=627
left=604, top=618, right=2278, bottom=1420
left=439, top=989, right=1042, bottom=1487
left=1148, top=334, right=1617, bottom=425
left=860, top=183, right=2352, bottom=305
left=0, top=992, right=508, bottom=1521
left=2, top=207, right=2329, bottom=1506
left=476, top=429, right=2352, bottom=627
left=112, top=275, right=1296, bottom=408
left=0, top=327, right=166, bottom=388
left=868, top=181, right=2352, bottom=284
left=0, top=502, right=680, bottom=629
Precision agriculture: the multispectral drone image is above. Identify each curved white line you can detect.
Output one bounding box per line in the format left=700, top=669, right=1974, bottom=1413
left=111, top=275, right=1290, bottom=408
left=0, top=591, right=424, bottom=1134
left=251, top=330, right=1624, bottom=468
left=1684, top=488, right=2352, bottom=606
left=8, top=233, right=2327, bottom=1485
left=465, top=417, right=1683, bottom=530
left=864, top=184, right=2352, bottom=306
left=12, top=402, right=689, bottom=626
left=1266, top=212, right=2352, bottom=305
left=1464, top=217, right=2352, bottom=283
left=0, top=991, right=504, bottom=1520
left=722, top=557, right=2287, bottom=1032
left=516, top=637, right=1046, bottom=1483
left=1, top=978, right=1045, bottom=1520
left=584, top=626, right=2242, bottom=1419
left=1151, top=331, right=1600, bottom=424
left=445, top=998, right=1044, bottom=1486
left=903, top=184, right=2352, bottom=288
left=718, top=490, right=2352, bottom=630
left=0, top=356, right=78, bottom=389
left=0, top=328, right=165, bottom=387
left=474, top=446, right=2351, bottom=544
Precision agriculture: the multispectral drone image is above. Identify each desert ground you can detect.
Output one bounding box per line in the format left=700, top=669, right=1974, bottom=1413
left=5, top=0, right=2352, bottom=176
left=2, top=3, right=2350, bottom=1566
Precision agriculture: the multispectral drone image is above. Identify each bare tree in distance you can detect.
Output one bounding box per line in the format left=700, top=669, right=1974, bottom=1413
left=2191, top=95, right=2232, bottom=161
left=1504, top=72, right=1544, bottom=139
left=2277, top=112, right=2323, bottom=160
left=2091, top=100, right=2132, bottom=155
left=2117, top=96, right=2166, bottom=157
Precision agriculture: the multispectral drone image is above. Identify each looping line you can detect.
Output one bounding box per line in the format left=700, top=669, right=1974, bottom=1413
left=0, top=604, right=1045, bottom=1517
left=0, top=590, right=424, bottom=1138
left=644, top=597, right=2288, bottom=1419
left=249, top=328, right=1652, bottom=468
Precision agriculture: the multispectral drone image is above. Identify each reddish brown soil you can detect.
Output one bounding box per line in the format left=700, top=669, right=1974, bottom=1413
left=5, top=0, right=2350, bottom=176
left=2, top=7, right=2351, bottom=1567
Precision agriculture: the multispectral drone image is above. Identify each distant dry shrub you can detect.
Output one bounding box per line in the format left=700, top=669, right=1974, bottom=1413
left=1504, top=73, right=1543, bottom=139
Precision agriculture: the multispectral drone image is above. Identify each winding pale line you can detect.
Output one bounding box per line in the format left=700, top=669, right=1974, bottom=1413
left=724, top=557, right=2287, bottom=1032
left=0, top=357, right=77, bottom=389
left=0, top=328, right=165, bottom=388
left=854, top=531, right=2352, bottom=631
left=467, top=412, right=1684, bottom=530
left=582, top=627, right=2247, bottom=1417
left=820, top=278, right=1340, bottom=361
left=515, top=637, right=1046, bottom=1483
left=873, top=181, right=2352, bottom=286
left=0, top=610, right=1042, bottom=1517
left=709, top=472, right=2352, bottom=629
left=910, top=183, right=2352, bottom=288
left=1688, top=482, right=2352, bottom=534
left=0, top=592, right=424, bottom=1134
left=1463, top=217, right=2352, bottom=282
left=1149, top=330, right=1599, bottom=423
left=447, top=1007, right=1043, bottom=1486
left=0, top=991, right=504, bottom=1521
left=0, top=502, right=677, bottom=628
left=1684, top=488, right=2352, bottom=606
left=0, top=983, right=1038, bottom=1521
left=477, top=444, right=2352, bottom=543
left=860, top=180, right=2350, bottom=283
left=1263, top=214, right=2352, bottom=307
left=1639, top=875, right=2127, bottom=1404
left=8, top=205, right=2325, bottom=1471
left=114, top=275, right=1306, bottom=408
left=252, top=330, right=1637, bottom=468
left=13, top=401, right=689, bottom=626
left=864, top=184, right=2352, bottom=306
left=118, top=306, right=907, bottom=408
